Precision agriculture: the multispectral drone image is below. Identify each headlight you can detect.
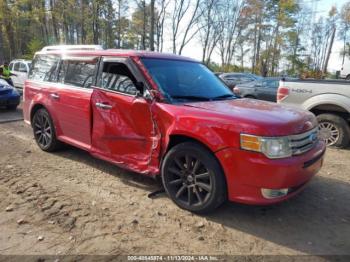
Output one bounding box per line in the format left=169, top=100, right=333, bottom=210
left=240, top=134, right=292, bottom=159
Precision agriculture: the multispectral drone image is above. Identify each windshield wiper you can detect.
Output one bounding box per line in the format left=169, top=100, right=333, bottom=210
left=171, top=95, right=211, bottom=101
left=211, top=94, right=236, bottom=100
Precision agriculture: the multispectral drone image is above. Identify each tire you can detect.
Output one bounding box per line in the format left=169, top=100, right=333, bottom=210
left=317, top=113, right=350, bottom=148
left=6, top=104, right=18, bottom=110
left=32, top=108, right=62, bottom=152
left=161, top=142, right=227, bottom=213
left=346, top=75, right=350, bottom=81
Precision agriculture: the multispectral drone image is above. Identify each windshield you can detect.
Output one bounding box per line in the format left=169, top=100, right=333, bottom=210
left=141, top=58, right=235, bottom=102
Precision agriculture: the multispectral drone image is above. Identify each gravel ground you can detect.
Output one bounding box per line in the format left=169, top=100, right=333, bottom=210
left=0, top=120, right=349, bottom=256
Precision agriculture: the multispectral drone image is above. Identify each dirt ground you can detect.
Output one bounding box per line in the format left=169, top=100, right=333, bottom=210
left=0, top=117, right=349, bottom=256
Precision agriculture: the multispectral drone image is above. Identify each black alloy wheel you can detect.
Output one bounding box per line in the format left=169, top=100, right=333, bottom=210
left=162, top=142, right=226, bottom=213
left=32, top=108, right=61, bottom=151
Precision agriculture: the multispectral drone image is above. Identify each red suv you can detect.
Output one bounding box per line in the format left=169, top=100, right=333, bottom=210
left=23, top=46, right=326, bottom=213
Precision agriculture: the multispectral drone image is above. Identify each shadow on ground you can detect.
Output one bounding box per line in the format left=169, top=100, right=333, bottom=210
left=52, top=145, right=350, bottom=255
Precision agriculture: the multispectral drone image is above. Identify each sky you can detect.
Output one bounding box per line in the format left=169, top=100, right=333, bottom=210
left=175, top=0, right=349, bottom=73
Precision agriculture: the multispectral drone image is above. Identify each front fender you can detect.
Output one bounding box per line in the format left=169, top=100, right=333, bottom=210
left=152, top=103, right=239, bottom=154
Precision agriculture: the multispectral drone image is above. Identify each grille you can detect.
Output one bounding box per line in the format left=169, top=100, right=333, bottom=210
left=290, top=127, right=319, bottom=155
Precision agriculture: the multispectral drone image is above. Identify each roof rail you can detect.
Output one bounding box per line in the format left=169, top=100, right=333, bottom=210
left=41, top=45, right=103, bottom=52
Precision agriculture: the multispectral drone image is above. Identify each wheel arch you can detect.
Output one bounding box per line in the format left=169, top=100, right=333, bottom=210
left=309, top=103, right=350, bottom=121
left=166, top=134, right=215, bottom=155
left=303, top=94, right=350, bottom=115
left=163, top=134, right=228, bottom=191
left=244, top=94, right=256, bottom=99
left=30, top=103, right=46, bottom=125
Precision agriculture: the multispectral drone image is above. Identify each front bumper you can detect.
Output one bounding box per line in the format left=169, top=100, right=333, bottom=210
left=216, top=140, right=326, bottom=205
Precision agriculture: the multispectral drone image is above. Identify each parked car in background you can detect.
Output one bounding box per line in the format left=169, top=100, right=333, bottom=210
left=0, top=79, right=20, bottom=110
left=234, top=79, right=279, bottom=102
left=24, top=45, right=325, bottom=213
left=278, top=78, right=350, bottom=148
left=8, top=59, right=32, bottom=89
left=339, top=58, right=350, bottom=80
left=218, top=73, right=263, bottom=89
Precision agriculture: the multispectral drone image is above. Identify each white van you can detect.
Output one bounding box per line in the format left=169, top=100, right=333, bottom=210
left=8, top=59, right=32, bottom=88
left=340, top=58, right=350, bottom=80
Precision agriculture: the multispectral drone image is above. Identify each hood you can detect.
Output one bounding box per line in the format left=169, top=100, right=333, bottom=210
left=184, top=98, right=317, bottom=136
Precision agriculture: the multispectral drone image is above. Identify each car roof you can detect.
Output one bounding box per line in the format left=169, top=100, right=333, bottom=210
left=34, top=49, right=198, bottom=62
left=10, top=59, right=32, bottom=63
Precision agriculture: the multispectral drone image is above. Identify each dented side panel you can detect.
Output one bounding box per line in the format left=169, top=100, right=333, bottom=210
left=91, top=88, right=157, bottom=174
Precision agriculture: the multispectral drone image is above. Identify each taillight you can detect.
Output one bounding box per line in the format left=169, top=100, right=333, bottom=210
left=233, top=87, right=240, bottom=95
left=277, top=86, right=289, bottom=102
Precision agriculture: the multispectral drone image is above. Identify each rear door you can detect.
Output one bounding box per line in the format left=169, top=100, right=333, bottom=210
left=91, top=57, right=156, bottom=173
left=258, top=80, right=278, bottom=102
left=52, top=56, right=99, bottom=150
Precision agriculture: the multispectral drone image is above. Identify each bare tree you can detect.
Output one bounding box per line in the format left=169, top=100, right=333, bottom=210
left=217, top=0, right=245, bottom=68
left=150, top=0, right=156, bottom=51
left=198, top=0, right=224, bottom=64
left=322, top=6, right=338, bottom=74
left=116, top=0, right=129, bottom=48
left=170, top=0, right=202, bottom=55
left=155, top=0, right=169, bottom=52
left=339, top=2, right=350, bottom=68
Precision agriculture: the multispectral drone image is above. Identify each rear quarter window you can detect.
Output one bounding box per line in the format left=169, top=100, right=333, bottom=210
left=29, top=55, right=60, bottom=81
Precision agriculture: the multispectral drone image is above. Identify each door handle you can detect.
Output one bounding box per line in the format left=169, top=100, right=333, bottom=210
left=50, top=93, right=60, bottom=100
left=95, top=102, right=113, bottom=110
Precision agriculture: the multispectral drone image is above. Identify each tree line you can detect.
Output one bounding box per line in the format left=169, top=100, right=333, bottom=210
left=0, top=0, right=350, bottom=77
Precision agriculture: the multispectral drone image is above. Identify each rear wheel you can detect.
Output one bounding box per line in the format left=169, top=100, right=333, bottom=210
left=317, top=113, right=350, bottom=148
left=161, top=142, right=227, bottom=213
left=346, top=75, right=350, bottom=81
left=32, top=108, right=62, bottom=151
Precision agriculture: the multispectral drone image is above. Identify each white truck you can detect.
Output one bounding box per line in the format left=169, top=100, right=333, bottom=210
left=278, top=79, right=350, bottom=148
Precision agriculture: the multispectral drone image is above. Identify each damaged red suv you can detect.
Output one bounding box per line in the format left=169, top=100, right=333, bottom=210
left=23, top=46, right=326, bottom=213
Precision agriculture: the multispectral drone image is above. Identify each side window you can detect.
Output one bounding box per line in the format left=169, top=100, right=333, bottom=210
left=9, top=63, right=14, bottom=70
left=100, top=62, right=138, bottom=95
left=29, top=55, right=60, bottom=81
left=61, top=60, right=97, bottom=88
left=19, top=63, right=28, bottom=73
left=14, top=62, right=20, bottom=72
left=225, top=75, right=240, bottom=81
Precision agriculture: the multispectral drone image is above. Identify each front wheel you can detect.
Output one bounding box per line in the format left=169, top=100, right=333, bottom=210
left=161, top=142, right=227, bottom=213
left=317, top=113, right=350, bottom=148
left=32, top=108, right=62, bottom=152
